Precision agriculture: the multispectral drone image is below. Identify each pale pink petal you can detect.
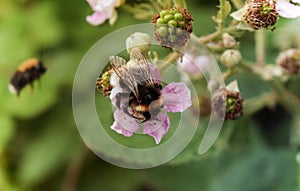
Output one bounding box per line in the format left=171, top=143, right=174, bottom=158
left=109, top=9, right=118, bottom=25
left=113, top=109, right=140, bottom=133
left=143, top=113, right=170, bottom=144
left=178, top=53, right=210, bottom=75
left=149, top=63, right=161, bottom=83
left=111, top=121, right=134, bottom=137
left=86, top=0, right=97, bottom=9
left=277, top=0, right=300, bottom=19
left=292, top=0, right=300, bottom=3
left=230, top=7, right=245, bottom=21
left=162, top=82, right=192, bottom=112
left=86, top=12, right=108, bottom=26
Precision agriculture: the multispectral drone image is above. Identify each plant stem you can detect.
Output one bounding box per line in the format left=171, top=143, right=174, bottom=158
left=269, top=79, right=300, bottom=114
left=243, top=92, right=276, bottom=116
left=219, top=0, right=227, bottom=29
left=230, top=0, right=244, bottom=9
left=60, top=147, right=89, bottom=191
left=158, top=51, right=181, bottom=71
left=198, top=0, right=235, bottom=44
left=255, top=30, right=265, bottom=66
left=173, top=0, right=187, bottom=8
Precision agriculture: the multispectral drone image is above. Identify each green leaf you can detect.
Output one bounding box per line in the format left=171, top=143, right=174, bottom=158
left=208, top=149, right=298, bottom=191
left=0, top=117, right=14, bottom=155
left=16, top=109, right=82, bottom=187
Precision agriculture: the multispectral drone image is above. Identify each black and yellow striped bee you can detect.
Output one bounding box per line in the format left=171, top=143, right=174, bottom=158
left=110, top=49, right=163, bottom=122
left=9, top=58, right=46, bottom=96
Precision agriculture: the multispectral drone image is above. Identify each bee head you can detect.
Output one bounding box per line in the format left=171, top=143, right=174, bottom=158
left=138, top=83, right=161, bottom=104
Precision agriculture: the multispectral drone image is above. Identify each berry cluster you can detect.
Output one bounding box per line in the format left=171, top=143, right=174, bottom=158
left=152, top=7, right=193, bottom=48
left=277, top=49, right=300, bottom=74
left=212, top=88, right=243, bottom=120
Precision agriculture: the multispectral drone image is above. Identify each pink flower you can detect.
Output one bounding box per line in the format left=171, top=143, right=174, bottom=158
left=177, top=52, right=210, bottom=77
left=86, top=0, right=123, bottom=26
left=110, top=63, right=192, bottom=144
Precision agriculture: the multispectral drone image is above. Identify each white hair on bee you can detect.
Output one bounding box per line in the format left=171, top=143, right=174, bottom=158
left=8, top=84, right=17, bottom=95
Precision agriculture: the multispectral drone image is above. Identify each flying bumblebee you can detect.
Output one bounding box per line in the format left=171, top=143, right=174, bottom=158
left=109, top=49, right=164, bottom=122
left=8, top=58, right=46, bottom=96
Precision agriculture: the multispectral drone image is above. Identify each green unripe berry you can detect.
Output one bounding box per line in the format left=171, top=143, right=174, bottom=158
left=171, top=8, right=178, bottom=14
left=156, top=18, right=165, bottom=25
left=160, top=10, right=170, bottom=18
left=164, top=14, right=174, bottom=22
left=174, top=13, right=184, bottom=20
left=168, top=20, right=177, bottom=27
left=175, top=28, right=183, bottom=35
left=169, top=35, right=178, bottom=42
left=178, top=21, right=185, bottom=27
left=168, top=27, right=175, bottom=35
left=158, top=26, right=168, bottom=37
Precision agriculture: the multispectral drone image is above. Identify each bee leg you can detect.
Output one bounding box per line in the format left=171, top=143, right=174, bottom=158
left=116, top=92, right=131, bottom=109
left=141, top=112, right=151, bottom=123
left=29, top=83, right=34, bottom=93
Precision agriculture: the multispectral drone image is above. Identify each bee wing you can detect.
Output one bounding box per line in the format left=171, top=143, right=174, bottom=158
left=109, top=56, right=127, bottom=77
left=130, top=49, right=155, bottom=85
left=109, top=56, right=139, bottom=98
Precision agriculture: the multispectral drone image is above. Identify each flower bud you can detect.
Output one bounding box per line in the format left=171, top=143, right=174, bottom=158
left=223, top=33, right=238, bottom=48
left=212, top=81, right=243, bottom=120
left=96, top=68, right=113, bottom=96
left=126, top=32, right=151, bottom=54
left=220, top=49, right=242, bottom=67
left=276, top=49, right=300, bottom=74
left=152, top=7, right=193, bottom=48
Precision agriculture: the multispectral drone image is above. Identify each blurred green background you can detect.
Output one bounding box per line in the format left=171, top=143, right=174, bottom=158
left=0, top=0, right=299, bottom=190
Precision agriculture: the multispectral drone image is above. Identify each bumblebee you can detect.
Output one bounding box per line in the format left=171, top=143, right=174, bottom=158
left=8, top=58, right=46, bottom=96
left=110, top=49, right=164, bottom=122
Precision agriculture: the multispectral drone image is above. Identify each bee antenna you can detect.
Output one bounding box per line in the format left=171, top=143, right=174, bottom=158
left=37, top=47, right=48, bottom=60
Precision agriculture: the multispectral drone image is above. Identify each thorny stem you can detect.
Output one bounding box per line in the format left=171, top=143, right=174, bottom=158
left=230, top=0, right=244, bottom=9
left=219, top=0, right=227, bottom=29
left=269, top=79, right=300, bottom=115
left=255, top=30, right=265, bottom=66
left=60, top=147, right=89, bottom=191
left=172, top=0, right=187, bottom=8
left=243, top=92, right=276, bottom=115
left=158, top=51, right=182, bottom=71
left=198, top=0, right=234, bottom=44
left=223, top=67, right=238, bottom=81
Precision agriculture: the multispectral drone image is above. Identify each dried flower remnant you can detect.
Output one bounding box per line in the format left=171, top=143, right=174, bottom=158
left=231, top=0, right=300, bottom=31
left=212, top=81, right=243, bottom=120
left=96, top=68, right=113, bottom=96
left=243, top=0, right=278, bottom=30
left=276, top=49, right=300, bottom=74
left=152, top=7, right=193, bottom=48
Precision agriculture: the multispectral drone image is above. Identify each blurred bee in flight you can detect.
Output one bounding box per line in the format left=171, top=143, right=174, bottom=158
left=107, top=48, right=164, bottom=122
left=8, top=58, right=46, bottom=96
